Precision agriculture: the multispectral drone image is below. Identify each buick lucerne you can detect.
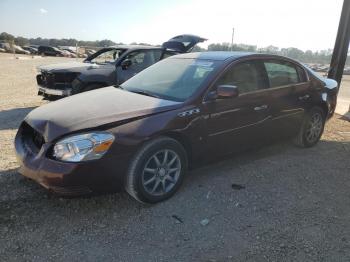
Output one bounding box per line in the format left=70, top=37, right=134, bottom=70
left=15, top=52, right=338, bottom=203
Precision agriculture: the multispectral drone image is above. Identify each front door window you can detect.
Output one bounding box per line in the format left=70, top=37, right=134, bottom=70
left=124, top=50, right=162, bottom=71
left=217, top=61, right=266, bottom=94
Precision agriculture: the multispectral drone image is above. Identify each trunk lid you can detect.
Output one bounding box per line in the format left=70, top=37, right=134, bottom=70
left=162, top=34, right=207, bottom=53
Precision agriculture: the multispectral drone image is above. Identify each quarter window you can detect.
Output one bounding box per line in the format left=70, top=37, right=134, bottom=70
left=217, top=62, right=262, bottom=94
left=264, top=61, right=299, bottom=87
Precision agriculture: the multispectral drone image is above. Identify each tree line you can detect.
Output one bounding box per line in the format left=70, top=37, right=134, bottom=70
left=204, top=43, right=349, bottom=66
left=1, top=32, right=348, bottom=65
left=0, top=32, right=117, bottom=48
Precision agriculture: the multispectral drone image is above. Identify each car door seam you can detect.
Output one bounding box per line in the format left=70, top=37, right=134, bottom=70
left=270, top=111, right=304, bottom=121
left=208, top=116, right=272, bottom=137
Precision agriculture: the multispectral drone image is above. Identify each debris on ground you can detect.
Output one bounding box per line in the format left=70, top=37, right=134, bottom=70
left=200, top=218, right=210, bottom=226
left=171, top=214, right=183, bottom=224
left=231, top=183, right=245, bottom=190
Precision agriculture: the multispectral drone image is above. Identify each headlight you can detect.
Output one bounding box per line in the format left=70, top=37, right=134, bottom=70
left=53, top=132, right=114, bottom=162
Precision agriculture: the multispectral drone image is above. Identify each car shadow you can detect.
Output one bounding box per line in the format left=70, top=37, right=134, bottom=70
left=1, top=138, right=350, bottom=261
left=1, top=138, right=348, bottom=211
left=0, top=107, right=36, bottom=130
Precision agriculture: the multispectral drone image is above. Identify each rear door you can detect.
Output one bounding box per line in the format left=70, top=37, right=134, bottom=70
left=204, top=60, right=272, bottom=156
left=262, top=59, right=310, bottom=138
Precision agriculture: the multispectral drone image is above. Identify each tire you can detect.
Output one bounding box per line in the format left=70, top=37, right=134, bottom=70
left=294, top=107, right=325, bottom=148
left=125, top=137, right=188, bottom=204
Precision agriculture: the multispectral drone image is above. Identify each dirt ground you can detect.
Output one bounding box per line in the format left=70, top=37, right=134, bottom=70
left=0, top=53, right=350, bottom=261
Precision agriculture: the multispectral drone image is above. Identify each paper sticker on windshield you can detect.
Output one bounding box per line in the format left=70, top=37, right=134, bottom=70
left=191, top=61, right=214, bottom=67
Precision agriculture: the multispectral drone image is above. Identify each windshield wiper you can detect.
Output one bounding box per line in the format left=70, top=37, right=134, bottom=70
left=130, top=90, right=160, bottom=98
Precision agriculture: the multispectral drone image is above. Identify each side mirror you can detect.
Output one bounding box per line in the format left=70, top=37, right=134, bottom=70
left=207, top=85, right=239, bottom=101
left=121, top=59, right=132, bottom=70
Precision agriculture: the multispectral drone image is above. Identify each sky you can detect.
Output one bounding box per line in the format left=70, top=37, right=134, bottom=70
left=0, top=0, right=344, bottom=51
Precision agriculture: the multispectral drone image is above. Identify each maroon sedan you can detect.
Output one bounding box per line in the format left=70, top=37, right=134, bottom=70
left=15, top=52, right=338, bottom=203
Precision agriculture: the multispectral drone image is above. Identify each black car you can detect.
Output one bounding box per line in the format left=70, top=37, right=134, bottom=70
left=36, top=35, right=206, bottom=99
left=38, top=46, right=64, bottom=56
left=16, top=52, right=338, bottom=203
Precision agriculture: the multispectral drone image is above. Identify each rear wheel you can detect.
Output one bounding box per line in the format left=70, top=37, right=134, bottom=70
left=125, top=137, right=188, bottom=203
left=294, top=107, right=325, bottom=147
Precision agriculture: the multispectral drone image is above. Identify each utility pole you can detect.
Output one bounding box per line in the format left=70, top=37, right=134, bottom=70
left=231, top=27, right=234, bottom=51
left=328, top=0, right=350, bottom=87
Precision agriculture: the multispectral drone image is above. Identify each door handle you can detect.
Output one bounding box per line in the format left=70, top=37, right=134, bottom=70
left=254, top=104, right=268, bottom=111
left=298, top=94, right=310, bottom=101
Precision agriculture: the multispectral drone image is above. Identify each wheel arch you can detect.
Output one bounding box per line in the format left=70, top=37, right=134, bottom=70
left=312, top=101, right=329, bottom=119
left=161, top=131, right=192, bottom=165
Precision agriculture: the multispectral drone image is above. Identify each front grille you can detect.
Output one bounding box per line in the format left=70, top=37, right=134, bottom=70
left=37, top=71, right=77, bottom=90
left=37, top=71, right=55, bottom=88
left=20, top=122, right=45, bottom=154
left=33, top=130, right=45, bottom=149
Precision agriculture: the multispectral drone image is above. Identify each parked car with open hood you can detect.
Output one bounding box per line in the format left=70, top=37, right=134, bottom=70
left=15, top=52, right=338, bottom=203
left=35, top=35, right=207, bottom=99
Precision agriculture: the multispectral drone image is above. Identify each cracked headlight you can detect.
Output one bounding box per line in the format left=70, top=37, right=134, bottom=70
left=53, top=132, right=114, bottom=162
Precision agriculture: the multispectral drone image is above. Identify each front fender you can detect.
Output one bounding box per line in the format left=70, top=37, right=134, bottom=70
left=107, top=107, right=206, bottom=162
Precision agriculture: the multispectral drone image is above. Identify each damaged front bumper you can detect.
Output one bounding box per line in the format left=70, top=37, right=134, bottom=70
left=14, top=122, right=129, bottom=196
left=38, top=86, right=72, bottom=97
left=36, top=72, right=81, bottom=98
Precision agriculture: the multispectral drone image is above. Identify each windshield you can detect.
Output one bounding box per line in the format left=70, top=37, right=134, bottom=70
left=121, top=58, right=219, bottom=102
left=88, top=48, right=126, bottom=64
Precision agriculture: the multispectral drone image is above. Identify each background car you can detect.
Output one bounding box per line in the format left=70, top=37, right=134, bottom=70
left=15, top=52, right=338, bottom=203
left=85, top=49, right=96, bottom=56
left=35, top=34, right=207, bottom=100
left=0, top=42, right=11, bottom=52
left=22, top=46, right=38, bottom=54
left=60, top=48, right=78, bottom=58
left=13, top=45, right=30, bottom=54
left=38, top=46, right=64, bottom=56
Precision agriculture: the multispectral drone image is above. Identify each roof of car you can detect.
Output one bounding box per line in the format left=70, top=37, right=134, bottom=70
left=109, top=45, right=161, bottom=50
left=170, top=51, right=258, bottom=61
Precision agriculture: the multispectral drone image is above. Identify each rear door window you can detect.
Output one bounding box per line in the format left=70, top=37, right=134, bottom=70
left=264, top=61, right=300, bottom=87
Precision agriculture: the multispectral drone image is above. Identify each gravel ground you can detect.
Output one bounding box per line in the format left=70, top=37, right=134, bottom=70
left=0, top=53, right=350, bottom=261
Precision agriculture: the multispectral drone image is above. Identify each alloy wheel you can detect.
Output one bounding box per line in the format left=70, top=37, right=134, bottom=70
left=305, top=112, right=323, bottom=144
left=142, top=149, right=181, bottom=196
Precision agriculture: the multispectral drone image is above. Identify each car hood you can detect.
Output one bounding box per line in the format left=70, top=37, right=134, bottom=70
left=38, top=62, right=112, bottom=73
left=25, top=87, right=182, bottom=142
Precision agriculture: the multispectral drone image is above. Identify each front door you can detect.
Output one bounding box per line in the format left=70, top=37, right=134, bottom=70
left=204, top=60, right=272, bottom=156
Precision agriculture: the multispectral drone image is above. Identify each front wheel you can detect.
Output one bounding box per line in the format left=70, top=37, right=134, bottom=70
left=125, top=137, right=188, bottom=203
left=294, top=107, right=325, bottom=148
